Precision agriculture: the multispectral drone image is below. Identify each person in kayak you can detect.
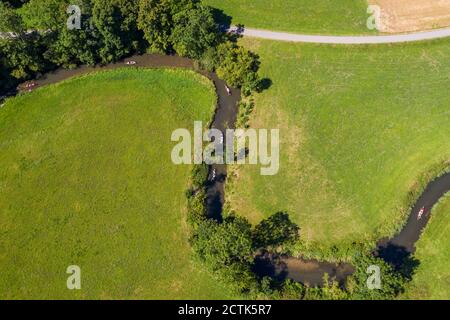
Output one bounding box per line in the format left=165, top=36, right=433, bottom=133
left=225, top=84, right=231, bottom=96
left=417, top=206, right=426, bottom=220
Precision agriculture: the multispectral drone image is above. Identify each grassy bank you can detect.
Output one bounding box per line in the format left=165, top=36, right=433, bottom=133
left=205, top=0, right=372, bottom=35
left=227, top=38, right=450, bottom=259
left=402, top=194, right=450, bottom=300
left=0, top=68, right=235, bottom=299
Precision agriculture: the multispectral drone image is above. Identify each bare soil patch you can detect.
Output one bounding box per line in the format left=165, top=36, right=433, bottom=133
left=371, top=0, right=450, bottom=33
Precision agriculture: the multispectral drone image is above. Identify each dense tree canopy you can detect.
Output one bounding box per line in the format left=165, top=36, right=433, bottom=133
left=138, top=0, right=175, bottom=52
left=19, top=0, right=70, bottom=30
left=0, top=33, right=47, bottom=79
left=0, top=2, right=25, bottom=34
left=92, top=0, right=142, bottom=63
left=193, top=215, right=253, bottom=269
left=171, top=4, right=220, bottom=59
left=0, top=0, right=261, bottom=94
left=215, top=42, right=260, bottom=90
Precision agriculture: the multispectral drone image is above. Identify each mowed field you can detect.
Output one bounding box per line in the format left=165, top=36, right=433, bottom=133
left=0, top=69, right=234, bottom=299
left=205, top=0, right=372, bottom=35
left=403, top=193, right=450, bottom=300
left=227, top=38, right=450, bottom=257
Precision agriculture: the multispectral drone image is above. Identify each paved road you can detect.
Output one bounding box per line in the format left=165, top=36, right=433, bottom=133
left=232, top=26, right=450, bottom=44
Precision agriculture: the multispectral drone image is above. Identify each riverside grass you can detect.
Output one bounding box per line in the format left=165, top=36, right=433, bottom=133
left=402, top=193, right=450, bottom=300
left=204, top=0, right=372, bottom=35
left=226, top=37, right=450, bottom=259
left=0, top=68, right=236, bottom=299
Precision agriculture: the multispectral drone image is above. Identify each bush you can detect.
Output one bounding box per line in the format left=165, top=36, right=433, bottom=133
left=198, top=47, right=219, bottom=72
left=186, top=188, right=207, bottom=228
left=191, top=163, right=209, bottom=190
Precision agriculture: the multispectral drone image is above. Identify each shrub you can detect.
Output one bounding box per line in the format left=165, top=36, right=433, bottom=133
left=186, top=188, right=207, bottom=228
left=191, top=163, right=209, bottom=190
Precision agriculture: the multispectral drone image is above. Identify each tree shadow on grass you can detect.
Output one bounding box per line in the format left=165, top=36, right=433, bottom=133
left=257, top=78, right=272, bottom=92
left=211, top=8, right=233, bottom=31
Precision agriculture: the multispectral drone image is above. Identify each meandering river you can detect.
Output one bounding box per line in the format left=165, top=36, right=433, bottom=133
left=8, top=53, right=450, bottom=287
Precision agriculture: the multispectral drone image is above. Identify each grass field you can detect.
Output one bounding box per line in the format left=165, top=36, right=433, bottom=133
left=403, top=193, right=450, bottom=300
left=0, top=68, right=235, bottom=299
left=205, top=0, right=372, bottom=35
left=227, top=38, right=450, bottom=258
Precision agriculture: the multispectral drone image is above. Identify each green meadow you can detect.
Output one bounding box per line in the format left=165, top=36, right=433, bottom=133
left=227, top=38, right=450, bottom=258
left=205, top=0, right=372, bottom=34
left=0, top=68, right=235, bottom=299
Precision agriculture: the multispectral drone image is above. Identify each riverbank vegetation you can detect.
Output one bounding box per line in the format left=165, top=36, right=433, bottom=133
left=402, top=194, right=450, bottom=300
left=226, top=37, right=450, bottom=261
left=0, top=68, right=239, bottom=299
left=0, top=0, right=261, bottom=95
left=186, top=166, right=409, bottom=300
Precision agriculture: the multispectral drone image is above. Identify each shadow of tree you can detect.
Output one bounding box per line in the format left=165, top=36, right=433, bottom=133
left=257, top=77, right=272, bottom=92
left=376, top=243, right=421, bottom=280
left=211, top=8, right=233, bottom=31
left=253, top=211, right=300, bottom=249
left=205, top=188, right=223, bottom=223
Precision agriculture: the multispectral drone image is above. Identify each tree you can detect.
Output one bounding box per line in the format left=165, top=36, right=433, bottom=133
left=0, top=2, right=49, bottom=87
left=19, top=0, right=70, bottom=30
left=192, top=214, right=257, bottom=292
left=193, top=215, right=253, bottom=269
left=0, top=48, right=15, bottom=92
left=0, top=2, right=25, bottom=34
left=347, top=254, right=407, bottom=300
left=92, top=0, right=142, bottom=63
left=137, top=0, right=198, bottom=53
left=0, top=33, right=48, bottom=80
left=4, top=1, right=30, bottom=9
left=253, top=212, right=299, bottom=249
left=171, top=4, right=220, bottom=59
left=44, top=25, right=99, bottom=68
left=215, top=42, right=260, bottom=89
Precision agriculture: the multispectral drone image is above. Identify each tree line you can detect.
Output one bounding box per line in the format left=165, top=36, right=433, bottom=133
left=0, top=0, right=261, bottom=95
